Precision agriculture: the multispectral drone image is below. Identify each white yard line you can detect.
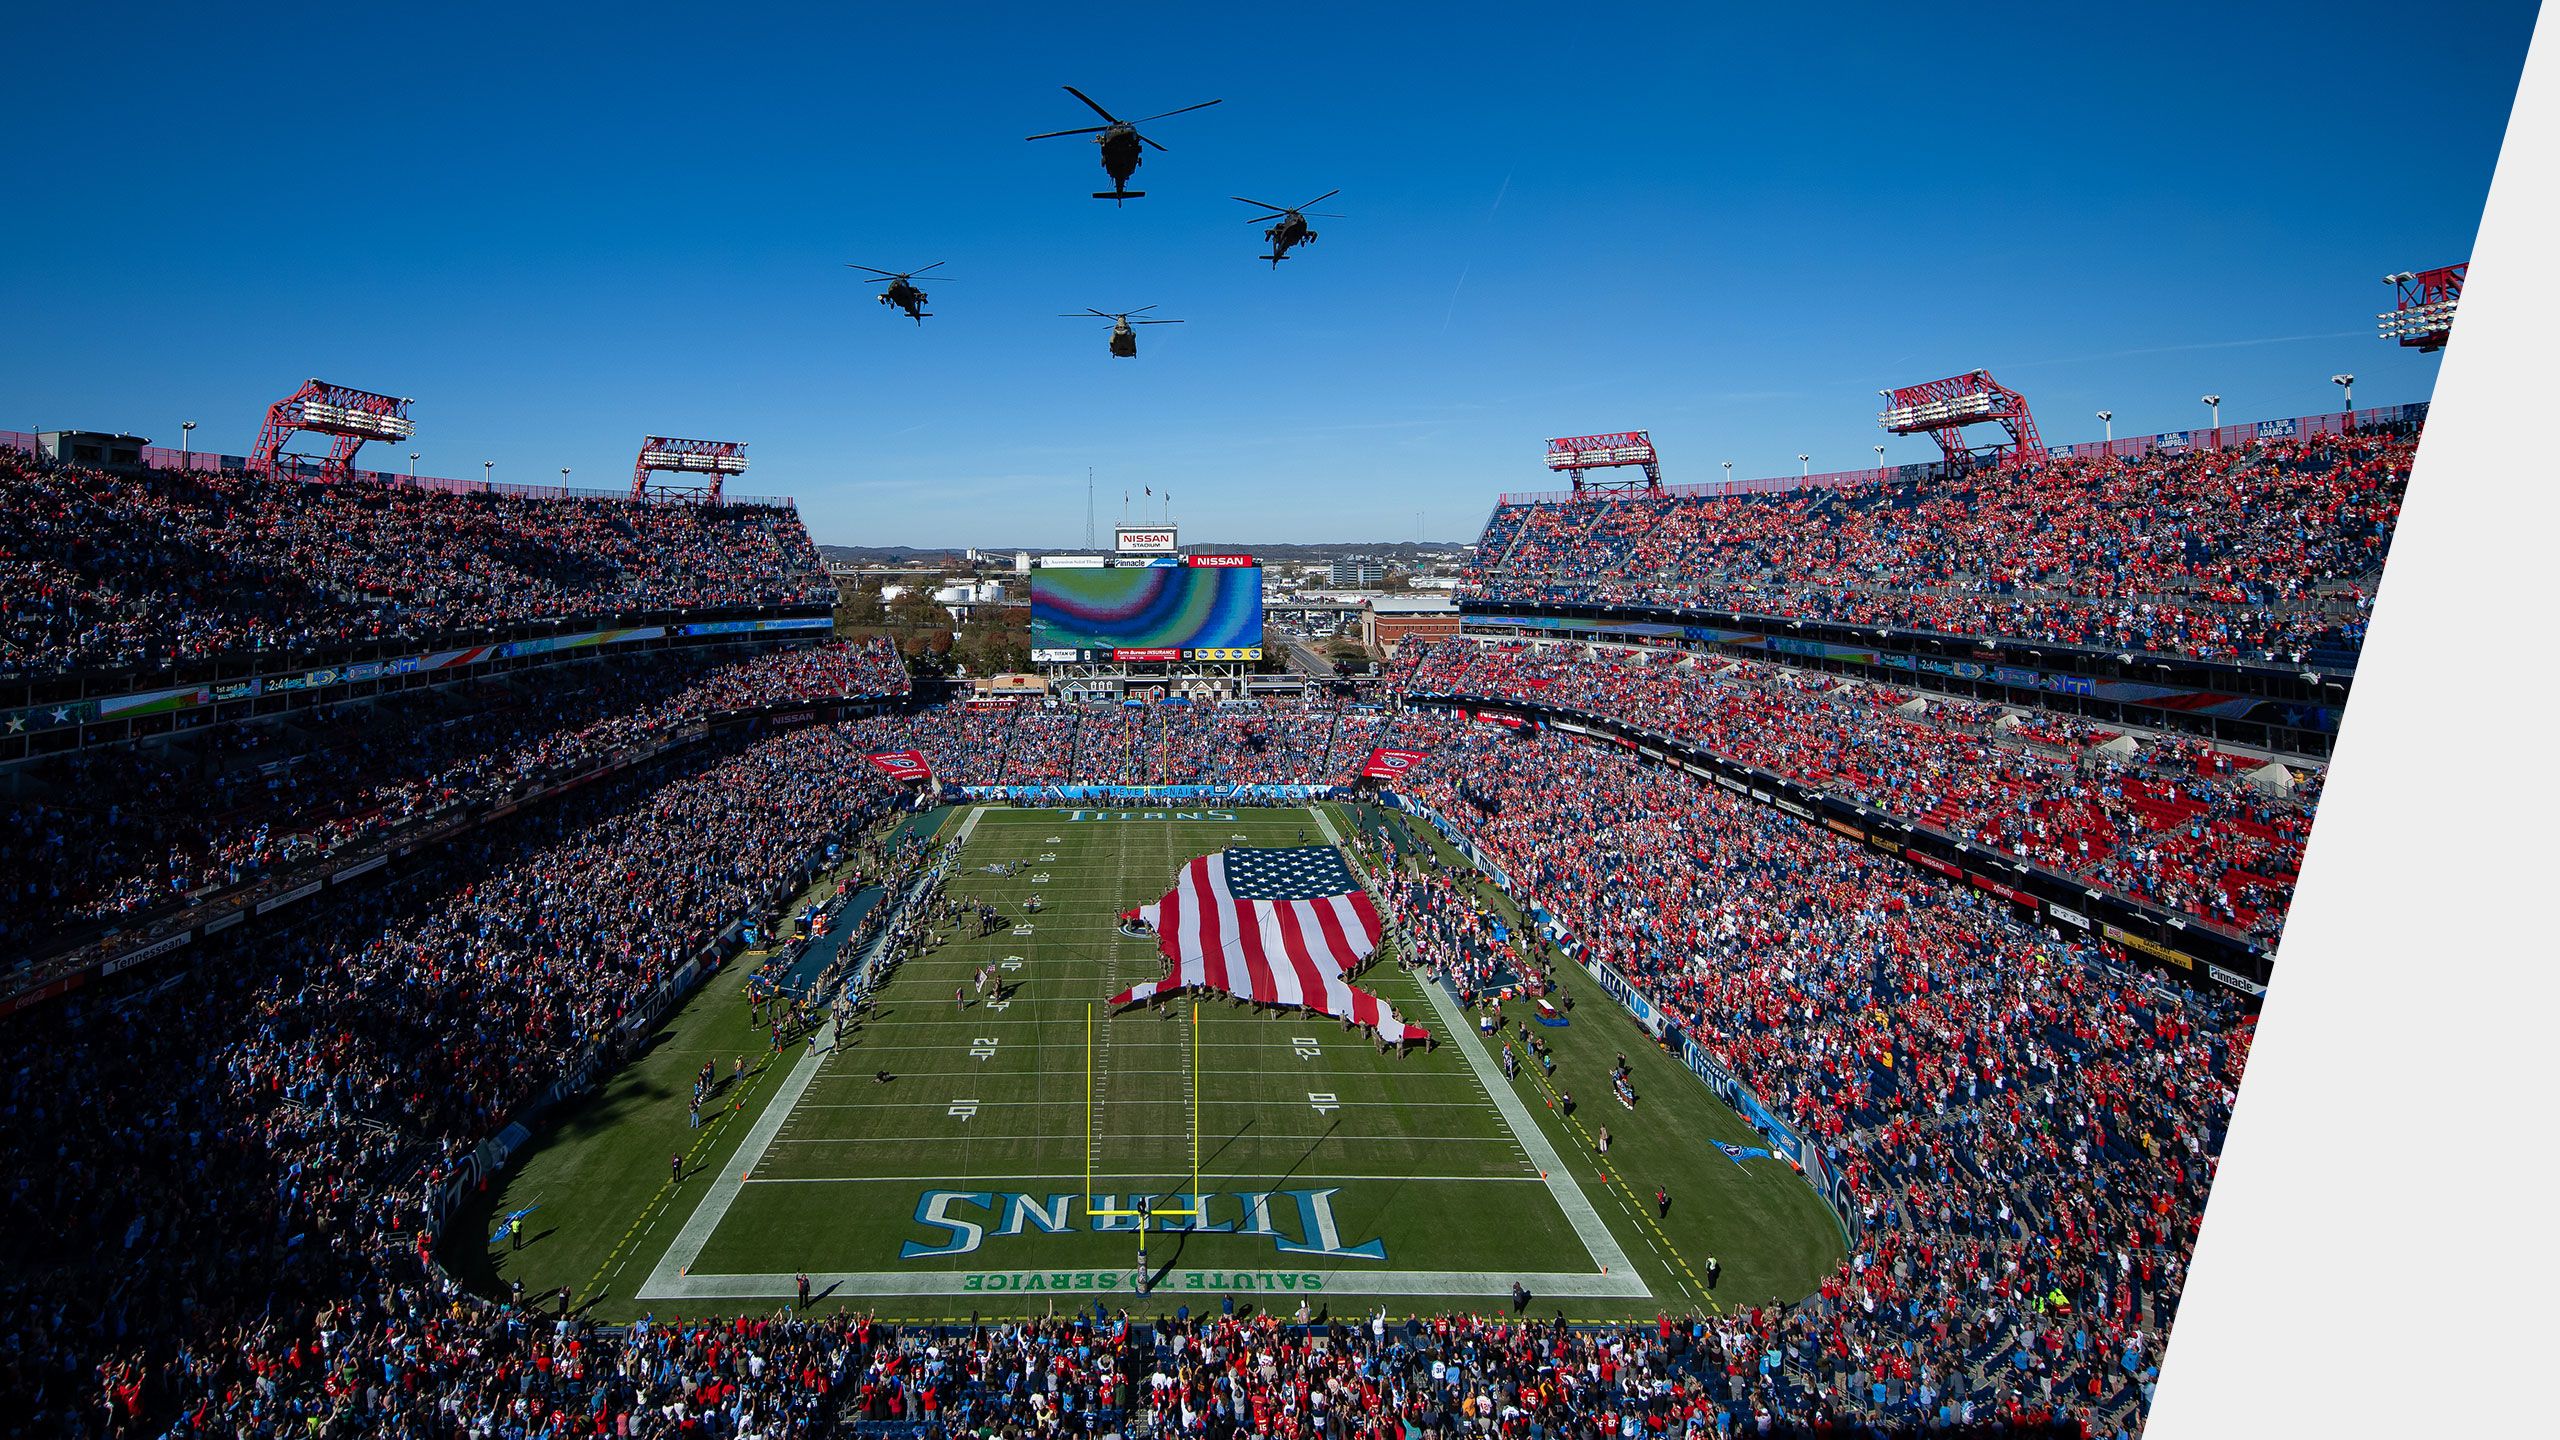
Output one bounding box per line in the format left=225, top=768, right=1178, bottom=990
left=639, top=1017, right=840, bottom=1295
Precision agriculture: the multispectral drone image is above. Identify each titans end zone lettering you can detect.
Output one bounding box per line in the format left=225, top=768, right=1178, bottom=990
left=1063, top=809, right=1237, bottom=822
left=902, top=1188, right=1385, bottom=1261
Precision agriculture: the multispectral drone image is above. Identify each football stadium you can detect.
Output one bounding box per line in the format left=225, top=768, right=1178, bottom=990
left=0, top=7, right=2535, bottom=1438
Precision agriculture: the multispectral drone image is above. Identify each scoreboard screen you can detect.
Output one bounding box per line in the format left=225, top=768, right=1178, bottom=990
left=1029, top=565, right=1263, bottom=663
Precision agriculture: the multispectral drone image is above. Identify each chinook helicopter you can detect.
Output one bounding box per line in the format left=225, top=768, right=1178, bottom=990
left=845, top=263, right=944, bottom=325
left=1062, top=307, right=1183, bottom=358
left=1234, top=191, right=1341, bottom=267
left=1025, top=87, right=1222, bottom=204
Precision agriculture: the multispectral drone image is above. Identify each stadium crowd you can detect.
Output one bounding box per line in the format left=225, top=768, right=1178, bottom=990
left=1465, top=432, right=2415, bottom=667
left=1389, top=639, right=2316, bottom=940
left=0, top=720, right=915, bottom=1436
left=1379, top=725, right=2240, bottom=1436
left=0, top=448, right=835, bottom=679
left=0, top=638, right=905, bottom=956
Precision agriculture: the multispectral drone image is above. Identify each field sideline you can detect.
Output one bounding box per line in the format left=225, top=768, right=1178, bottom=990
left=460, top=802, right=1844, bottom=1321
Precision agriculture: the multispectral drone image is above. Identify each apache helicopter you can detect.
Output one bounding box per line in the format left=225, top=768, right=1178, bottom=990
left=1026, top=87, right=1222, bottom=204
left=1234, top=191, right=1341, bottom=267
left=845, top=262, right=945, bottom=325
left=1062, top=307, right=1183, bottom=358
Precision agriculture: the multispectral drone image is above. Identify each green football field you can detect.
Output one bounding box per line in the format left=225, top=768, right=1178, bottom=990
left=458, top=803, right=1845, bottom=1322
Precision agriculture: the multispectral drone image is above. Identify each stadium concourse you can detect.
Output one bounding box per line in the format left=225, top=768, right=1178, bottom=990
left=0, top=435, right=2366, bottom=1439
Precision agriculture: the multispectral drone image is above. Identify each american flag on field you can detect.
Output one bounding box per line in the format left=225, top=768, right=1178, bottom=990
left=1111, top=846, right=1429, bottom=1044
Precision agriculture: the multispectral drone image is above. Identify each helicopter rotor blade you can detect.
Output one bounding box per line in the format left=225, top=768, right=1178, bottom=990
left=1133, top=319, right=1185, bottom=325
left=844, top=265, right=901, bottom=278
left=1232, top=196, right=1291, bottom=213
left=1058, top=310, right=1116, bottom=320
left=1138, top=134, right=1169, bottom=154
left=1026, top=125, right=1109, bottom=141
left=1132, top=98, right=1222, bottom=123
left=1061, top=85, right=1123, bottom=125
left=1124, top=305, right=1157, bottom=316
left=1303, top=212, right=1345, bottom=219
left=909, top=261, right=947, bottom=276
left=1298, top=189, right=1342, bottom=209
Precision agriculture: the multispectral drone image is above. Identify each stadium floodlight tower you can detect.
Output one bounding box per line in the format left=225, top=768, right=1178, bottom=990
left=1876, top=369, right=2044, bottom=472
left=252, top=379, right=416, bottom=481
left=1544, top=431, right=1663, bottom=498
left=2379, top=263, right=2465, bottom=352
left=631, top=436, right=749, bottom=504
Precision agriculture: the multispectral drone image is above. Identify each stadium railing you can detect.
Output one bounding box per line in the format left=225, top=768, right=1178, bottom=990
left=0, top=430, right=797, bottom=507
left=1491, top=402, right=2427, bottom=505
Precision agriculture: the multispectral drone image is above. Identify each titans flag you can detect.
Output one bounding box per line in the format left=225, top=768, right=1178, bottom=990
left=1111, top=846, right=1429, bottom=1044
left=1714, top=1140, right=1778, bottom=1168
left=1361, top=747, right=1428, bottom=781
left=866, top=750, right=932, bottom=781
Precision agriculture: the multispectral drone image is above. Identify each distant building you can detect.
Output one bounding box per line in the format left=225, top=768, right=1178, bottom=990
left=1331, top=560, right=1385, bottom=587
left=37, top=431, right=149, bottom=469
left=1362, top=595, right=1459, bottom=655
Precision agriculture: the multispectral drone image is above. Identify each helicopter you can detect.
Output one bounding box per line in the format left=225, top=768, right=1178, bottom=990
left=1062, top=307, right=1183, bottom=358
left=1234, top=191, right=1341, bottom=267
left=1026, top=87, right=1222, bottom=204
left=845, top=262, right=945, bottom=325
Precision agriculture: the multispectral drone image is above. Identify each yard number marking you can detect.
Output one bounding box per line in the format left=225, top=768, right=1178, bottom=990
left=949, top=1100, right=980, bottom=1121
left=1293, top=1036, right=1323, bottom=1061
left=1001, top=957, right=1024, bottom=970
left=970, top=1037, right=1000, bottom=1060
left=1308, top=1092, right=1340, bottom=1115
left=1012, top=924, right=1035, bottom=936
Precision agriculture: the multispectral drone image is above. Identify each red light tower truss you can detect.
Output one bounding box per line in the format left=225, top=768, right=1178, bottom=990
left=1877, top=370, right=2043, bottom=469
left=1545, top=431, right=1662, bottom=497
left=252, top=379, right=415, bottom=480
left=2379, top=264, right=2464, bottom=352
left=631, top=437, right=749, bottom=503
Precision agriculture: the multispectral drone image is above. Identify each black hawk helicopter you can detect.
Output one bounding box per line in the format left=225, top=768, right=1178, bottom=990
left=1062, top=307, right=1182, bottom=358
left=1026, top=87, right=1222, bottom=204
left=846, top=263, right=944, bottom=325
left=1234, top=191, right=1341, bottom=267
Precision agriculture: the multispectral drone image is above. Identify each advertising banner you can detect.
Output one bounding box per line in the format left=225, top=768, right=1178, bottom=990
left=2102, top=922, right=2198, bottom=971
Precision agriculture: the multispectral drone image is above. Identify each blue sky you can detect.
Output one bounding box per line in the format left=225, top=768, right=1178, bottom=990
left=0, top=1, right=2535, bottom=547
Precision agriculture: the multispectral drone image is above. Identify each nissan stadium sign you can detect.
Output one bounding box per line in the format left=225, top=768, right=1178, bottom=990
left=1115, top=527, right=1178, bottom=554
